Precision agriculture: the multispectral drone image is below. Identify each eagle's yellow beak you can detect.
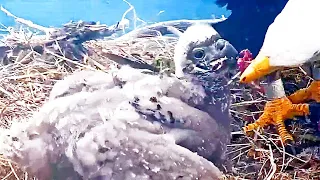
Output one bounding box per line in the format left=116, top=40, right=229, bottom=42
left=239, top=54, right=279, bottom=83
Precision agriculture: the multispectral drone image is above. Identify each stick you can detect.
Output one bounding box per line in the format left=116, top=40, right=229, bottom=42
left=117, top=18, right=227, bottom=40
left=265, top=144, right=277, bottom=180
left=0, top=6, right=55, bottom=37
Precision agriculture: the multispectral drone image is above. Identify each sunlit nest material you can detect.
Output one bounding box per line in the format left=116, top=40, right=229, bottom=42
left=0, top=2, right=318, bottom=180
left=0, top=5, right=233, bottom=180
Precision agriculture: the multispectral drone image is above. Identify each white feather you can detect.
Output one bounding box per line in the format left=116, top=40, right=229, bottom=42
left=260, top=0, right=320, bottom=67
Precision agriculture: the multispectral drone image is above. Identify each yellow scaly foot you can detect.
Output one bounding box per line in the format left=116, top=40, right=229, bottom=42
left=288, top=81, right=320, bottom=103
left=243, top=96, right=310, bottom=144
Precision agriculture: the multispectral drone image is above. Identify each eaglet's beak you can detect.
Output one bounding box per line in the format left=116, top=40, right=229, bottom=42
left=239, top=54, right=279, bottom=83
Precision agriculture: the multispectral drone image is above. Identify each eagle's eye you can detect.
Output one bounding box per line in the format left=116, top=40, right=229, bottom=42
left=193, top=48, right=205, bottom=60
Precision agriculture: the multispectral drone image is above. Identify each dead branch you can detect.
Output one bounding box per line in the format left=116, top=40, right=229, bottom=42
left=117, top=18, right=227, bottom=40
left=0, top=6, right=56, bottom=38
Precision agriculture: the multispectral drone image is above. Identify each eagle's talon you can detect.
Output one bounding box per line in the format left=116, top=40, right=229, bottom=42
left=306, top=81, right=320, bottom=102
left=284, top=143, right=297, bottom=155
left=243, top=113, right=270, bottom=134
left=288, top=81, right=320, bottom=103
left=243, top=97, right=309, bottom=144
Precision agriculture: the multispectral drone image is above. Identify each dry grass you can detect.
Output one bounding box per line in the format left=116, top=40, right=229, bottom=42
left=0, top=18, right=189, bottom=179
left=0, top=35, right=319, bottom=180
left=0, top=4, right=319, bottom=180
left=0, top=2, right=184, bottom=178
left=0, top=46, right=81, bottom=180
left=227, top=68, right=320, bottom=180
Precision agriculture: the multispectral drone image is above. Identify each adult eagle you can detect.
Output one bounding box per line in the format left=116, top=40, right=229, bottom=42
left=228, top=0, right=320, bottom=143
left=213, top=0, right=289, bottom=56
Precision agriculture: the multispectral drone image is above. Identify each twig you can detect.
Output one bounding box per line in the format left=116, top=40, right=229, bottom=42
left=226, top=145, right=251, bottom=155
left=1, top=171, right=12, bottom=180
left=231, top=100, right=266, bottom=107
left=45, top=49, right=97, bottom=71
left=8, top=161, right=19, bottom=180
left=265, top=144, right=277, bottom=180
left=0, top=6, right=55, bottom=37
left=227, top=143, right=250, bottom=147
left=120, top=0, right=146, bottom=34
left=117, top=18, right=226, bottom=40
left=0, top=86, right=17, bottom=100
left=230, top=131, right=245, bottom=135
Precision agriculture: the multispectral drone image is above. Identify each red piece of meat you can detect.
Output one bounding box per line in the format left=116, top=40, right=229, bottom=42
left=238, top=49, right=253, bottom=73
left=237, top=49, right=265, bottom=94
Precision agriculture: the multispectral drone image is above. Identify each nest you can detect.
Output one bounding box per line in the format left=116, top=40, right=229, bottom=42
left=0, top=4, right=319, bottom=180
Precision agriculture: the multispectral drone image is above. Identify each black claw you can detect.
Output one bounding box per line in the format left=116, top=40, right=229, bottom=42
left=308, top=102, right=320, bottom=125
left=284, top=142, right=297, bottom=155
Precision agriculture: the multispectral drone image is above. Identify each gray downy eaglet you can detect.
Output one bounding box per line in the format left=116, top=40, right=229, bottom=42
left=0, top=23, right=238, bottom=180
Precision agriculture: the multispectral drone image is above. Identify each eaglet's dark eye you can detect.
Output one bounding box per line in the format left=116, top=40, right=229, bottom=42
left=193, top=49, right=205, bottom=59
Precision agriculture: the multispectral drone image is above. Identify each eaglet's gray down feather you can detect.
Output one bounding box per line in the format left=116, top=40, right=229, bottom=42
left=0, top=23, right=238, bottom=180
